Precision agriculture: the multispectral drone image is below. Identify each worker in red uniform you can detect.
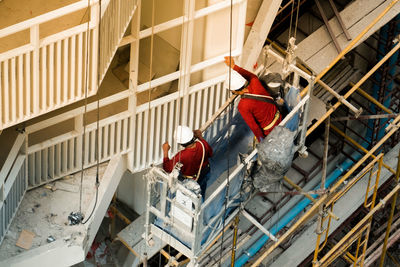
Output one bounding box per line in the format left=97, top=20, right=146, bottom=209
left=162, top=125, right=213, bottom=199
left=224, top=56, right=282, bottom=142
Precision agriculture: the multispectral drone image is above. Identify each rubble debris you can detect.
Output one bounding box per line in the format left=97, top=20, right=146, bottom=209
left=43, top=184, right=56, bottom=192
left=87, top=241, right=110, bottom=265
left=26, top=207, right=35, bottom=213
left=68, top=212, right=84, bottom=225
left=55, top=181, right=79, bottom=193
left=15, top=230, right=35, bottom=250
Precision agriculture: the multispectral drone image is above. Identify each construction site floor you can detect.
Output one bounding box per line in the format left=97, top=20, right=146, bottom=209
left=0, top=162, right=107, bottom=261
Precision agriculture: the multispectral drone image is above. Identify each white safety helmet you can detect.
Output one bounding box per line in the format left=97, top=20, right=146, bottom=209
left=174, top=125, right=194, bottom=145
left=224, top=70, right=247, bottom=91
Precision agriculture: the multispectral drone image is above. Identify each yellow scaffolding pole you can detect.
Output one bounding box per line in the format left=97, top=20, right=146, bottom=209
left=318, top=184, right=400, bottom=266
left=379, top=149, right=400, bottom=266
left=353, top=84, right=393, bottom=115
left=306, top=39, right=400, bottom=137
left=312, top=154, right=383, bottom=266
left=330, top=124, right=397, bottom=175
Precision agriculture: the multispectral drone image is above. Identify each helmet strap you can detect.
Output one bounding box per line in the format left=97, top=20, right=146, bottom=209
left=180, top=137, right=196, bottom=147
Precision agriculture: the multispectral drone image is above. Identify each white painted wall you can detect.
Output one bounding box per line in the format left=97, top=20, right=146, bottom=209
left=202, top=1, right=242, bottom=81
left=117, top=169, right=148, bottom=215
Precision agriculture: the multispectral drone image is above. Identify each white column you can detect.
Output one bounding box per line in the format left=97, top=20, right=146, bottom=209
left=177, top=0, right=196, bottom=127
left=127, top=0, right=141, bottom=172
left=30, top=25, right=40, bottom=114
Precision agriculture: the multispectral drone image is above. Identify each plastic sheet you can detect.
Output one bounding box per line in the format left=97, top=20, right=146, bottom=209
left=254, top=126, right=296, bottom=192
left=252, top=86, right=300, bottom=191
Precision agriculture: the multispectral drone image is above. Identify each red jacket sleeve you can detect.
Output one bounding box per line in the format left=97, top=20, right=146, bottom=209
left=238, top=102, right=264, bottom=142
left=233, top=65, right=258, bottom=82
left=163, top=152, right=181, bottom=173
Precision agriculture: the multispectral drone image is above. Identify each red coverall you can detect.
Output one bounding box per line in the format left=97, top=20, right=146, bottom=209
left=234, top=65, right=282, bottom=142
left=163, top=138, right=213, bottom=177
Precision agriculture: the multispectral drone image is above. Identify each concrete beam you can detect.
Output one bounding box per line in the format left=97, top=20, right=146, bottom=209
left=84, top=154, right=128, bottom=254
left=0, top=240, right=85, bottom=267
left=297, top=0, right=400, bottom=73
left=241, top=0, right=282, bottom=71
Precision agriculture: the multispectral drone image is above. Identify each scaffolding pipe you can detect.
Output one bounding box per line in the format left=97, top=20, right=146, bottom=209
left=313, top=115, right=330, bottom=264
left=317, top=80, right=362, bottom=116
left=230, top=215, right=240, bottom=267
left=379, top=149, right=400, bottom=267
left=354, top=85, right=393, bottom=115
left=306, top=39, right=400, bottom=137
left=330, top=124, right=397, bottom=174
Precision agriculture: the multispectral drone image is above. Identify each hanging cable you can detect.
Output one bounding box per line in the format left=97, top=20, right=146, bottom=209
left=76, top=0, right=92, bottom=222
left=145, top=0, right=156, bottom=263
left=176, top=0, right=190, bottom=166
left=219, top=0, right=234, bottom=265
left=287, top=0, right=296, bottom=47
left=146, top=0, right=155, bottom=169
left=69, top=0, right=93, bottom=226
left=293, top=0, right=301, bottom=40
left=82, top=0, right=102, bottom=225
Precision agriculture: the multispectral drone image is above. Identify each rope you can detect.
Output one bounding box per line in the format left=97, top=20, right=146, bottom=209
left=219, top=0, right=234, bottom=265
left=294, top=0, right=301, bottom=40
left=82, top=0, right=102, bottom=225
left=146, top=0, right=155, bottom=170
left=144, top=0, right=156, bottom=262
left=79, top=0, right=91, bottom=215
left=177, top=1, right=189, bottom=165
left=287, top=0, right=296, bottom=47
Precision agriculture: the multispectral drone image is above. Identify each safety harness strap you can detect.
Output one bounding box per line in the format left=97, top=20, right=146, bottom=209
left=241, top=93, right=276, bottom=105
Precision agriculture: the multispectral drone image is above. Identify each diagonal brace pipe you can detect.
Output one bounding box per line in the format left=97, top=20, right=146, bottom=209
left=242, top=209, right=278, bottom=242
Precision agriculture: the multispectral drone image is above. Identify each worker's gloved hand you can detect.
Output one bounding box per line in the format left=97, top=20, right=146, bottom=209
left=193, top=129, right=202, bottom=139
left=162, top=142, right=170, bottom=155
left=224, top=56, right=235, bottom=69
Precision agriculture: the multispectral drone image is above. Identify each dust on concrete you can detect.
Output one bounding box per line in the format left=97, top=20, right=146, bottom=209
left=0, top=163, right=108, bottom=260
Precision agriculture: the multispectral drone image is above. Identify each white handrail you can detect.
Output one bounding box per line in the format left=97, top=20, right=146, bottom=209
left=0, top=0, right=99, bottom=39
left=26, top=89, right=131, bottom=133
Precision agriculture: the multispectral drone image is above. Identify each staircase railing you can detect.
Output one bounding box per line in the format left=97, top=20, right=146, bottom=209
left=0, top=134, right=26, bottom=244
left=99, top=0, right=137, bottom=81
left=133, top=75, right=229, bottom=170
left=0, top=0, right=137, bottom=131
left=25, top=90, right=132, bottom=189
